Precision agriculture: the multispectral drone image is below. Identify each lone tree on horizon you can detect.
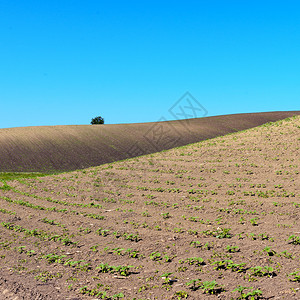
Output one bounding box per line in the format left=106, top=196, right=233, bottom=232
left=91, top=116, right=104, bottom=125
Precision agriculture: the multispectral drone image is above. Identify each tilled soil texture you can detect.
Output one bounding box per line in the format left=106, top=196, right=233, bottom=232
left=0, top=115, right=299, bottom=300
left=0, top=111, right=299, bottom=173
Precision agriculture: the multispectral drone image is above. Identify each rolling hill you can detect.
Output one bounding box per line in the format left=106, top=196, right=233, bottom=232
left=0, top=111, right=299, bottom=172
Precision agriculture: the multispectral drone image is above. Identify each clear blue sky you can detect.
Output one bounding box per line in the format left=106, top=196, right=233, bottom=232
left=1, top=0, right=299, bottom=128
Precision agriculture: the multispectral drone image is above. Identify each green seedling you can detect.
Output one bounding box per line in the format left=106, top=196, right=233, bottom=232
left=161, top=212, right=170, bottom=219
left=247, top=266, right=275, bottom=281
left=202, top=227, right=232, bottom=239
left=227, top=262, right=247, bottom=273
left=226, top=245, right=240, bottom=253
left=173, top=290, right=188, bottom=299
left=232, top=285, right=263, bottom=299
left=97, top=228, right=110, bottom=236
left=123, top=233, right=140, bottom=242
left=96, top=263, right=133, bottom=276
left=186, top=279, right=202, bottom=291
left=90, top=245, right=99, bottom=252
left=189, top=241, right=201, bottom=248
left=160, top=272, right=173, bottom=284
left=212, top=259, right=233, bottom=270
left=149, top=251, right=162, bottom=261
left=288, top=235, right=300, bottom=245
left=200, top=280, right=224, bottom=295
left=112, top=293, right=125, bottom=299
left=249, top=217, right=259, bottom=226
left=262, top=246, right=276, bottom=256
left=185, top=257, right=205, bottom=266
left=280, top=250, right=294, bottom=259
left=288, top=271, right=300, bottom=282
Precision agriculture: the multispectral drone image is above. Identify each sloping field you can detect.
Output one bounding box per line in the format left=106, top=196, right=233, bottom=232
left=0, top=115, right=299, bottom=299
left=0, top=111, right=299, bottom=173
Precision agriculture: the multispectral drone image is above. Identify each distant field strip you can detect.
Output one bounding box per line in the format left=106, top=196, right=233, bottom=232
left=0, top=111, right=299, bottom=172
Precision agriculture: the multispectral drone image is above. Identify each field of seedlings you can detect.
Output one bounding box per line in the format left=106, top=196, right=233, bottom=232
left=0, top=115, right=299, bottom=300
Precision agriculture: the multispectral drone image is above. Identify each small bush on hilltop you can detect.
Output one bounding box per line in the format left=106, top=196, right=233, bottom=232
left=91, top=116, right=104, bottom=125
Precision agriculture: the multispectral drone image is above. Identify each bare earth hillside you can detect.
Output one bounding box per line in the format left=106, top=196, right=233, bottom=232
left=0, top=111, right=299, bottom=172
left=0, top=115, right=299, bottom=299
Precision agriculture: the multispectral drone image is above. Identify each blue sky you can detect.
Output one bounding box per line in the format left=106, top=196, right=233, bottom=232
left=0, top=1, right=299, bottom=128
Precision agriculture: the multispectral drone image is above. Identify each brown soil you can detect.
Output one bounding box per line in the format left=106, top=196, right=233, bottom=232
left=0, top=111, right=299, bottom=173
left=0, top=115, right=299, bottom=299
